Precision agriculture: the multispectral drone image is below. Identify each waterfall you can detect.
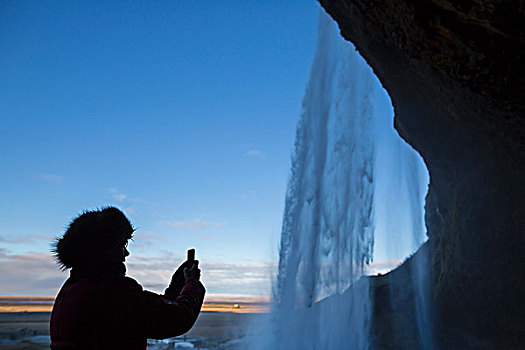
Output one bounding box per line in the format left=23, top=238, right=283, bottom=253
left=249, top=10, right=430, bottom=349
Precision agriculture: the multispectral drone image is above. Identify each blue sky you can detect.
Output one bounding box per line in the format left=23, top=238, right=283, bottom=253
left=0, top=1, right=320, bottom=297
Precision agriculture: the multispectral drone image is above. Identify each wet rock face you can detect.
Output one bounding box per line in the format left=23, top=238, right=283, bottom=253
left=337, top=1, right=525, bottom=104
left=318, top=0, right=524, bottom=156
left=318, top=0, right=524, bottom=348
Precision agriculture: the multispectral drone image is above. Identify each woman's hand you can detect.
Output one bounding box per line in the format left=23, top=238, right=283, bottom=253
left=171, top=260, right=191, bottom=284
left=184, top=261, right=201, bottom=281
left=165, top=260, right=192, bottom=297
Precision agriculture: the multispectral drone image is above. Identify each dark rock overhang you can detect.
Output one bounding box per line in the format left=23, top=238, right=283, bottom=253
left=317, top=1, right=525, bottom=348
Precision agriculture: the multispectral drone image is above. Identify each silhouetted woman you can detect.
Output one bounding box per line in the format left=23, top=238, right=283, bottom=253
left=50, top=207, right=205, bottom=349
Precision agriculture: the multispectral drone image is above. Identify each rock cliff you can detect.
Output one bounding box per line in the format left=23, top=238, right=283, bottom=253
left=318, top=0, right=525, bottom=348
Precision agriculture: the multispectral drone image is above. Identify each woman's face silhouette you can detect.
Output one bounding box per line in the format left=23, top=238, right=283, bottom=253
left=108, top=242, right=130, bottom=262
left=123, top=245, right=130, bottom=260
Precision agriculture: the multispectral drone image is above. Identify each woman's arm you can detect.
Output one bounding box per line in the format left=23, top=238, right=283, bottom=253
left=97, top=264, right=205, bottom=340
left=139, top=277, right=205, bottom=339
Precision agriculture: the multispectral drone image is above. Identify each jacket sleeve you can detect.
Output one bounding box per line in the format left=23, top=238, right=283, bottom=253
left=102, top=277, right=205, bottom=340
left=139, top=278, right=205, bottom=339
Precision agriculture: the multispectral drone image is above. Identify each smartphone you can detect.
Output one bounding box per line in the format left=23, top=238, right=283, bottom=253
left=187, top=248, right=195, bottom=262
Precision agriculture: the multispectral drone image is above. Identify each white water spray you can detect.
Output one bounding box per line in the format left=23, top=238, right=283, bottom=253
left=251, top=11, right=430, bottom=349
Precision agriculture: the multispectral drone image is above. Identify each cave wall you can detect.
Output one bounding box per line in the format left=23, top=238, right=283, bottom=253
left=317, top=0, right=525, bottom=348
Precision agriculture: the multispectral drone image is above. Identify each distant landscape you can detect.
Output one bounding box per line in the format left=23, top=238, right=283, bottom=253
left=0, top=296, right=270, bottom=349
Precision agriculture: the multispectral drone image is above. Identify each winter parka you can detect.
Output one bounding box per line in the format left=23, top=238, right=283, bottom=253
left=50, top=265, right=205, bottom=349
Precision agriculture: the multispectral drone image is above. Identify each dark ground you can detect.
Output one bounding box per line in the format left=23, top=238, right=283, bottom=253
left=0, top=311, right=268, bottom=349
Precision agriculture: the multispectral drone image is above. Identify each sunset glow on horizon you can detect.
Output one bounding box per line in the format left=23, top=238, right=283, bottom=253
left=0, top=295, right=271, bottom=314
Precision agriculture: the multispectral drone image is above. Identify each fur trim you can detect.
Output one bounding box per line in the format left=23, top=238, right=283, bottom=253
left=52, top=207, right=135, bottom=270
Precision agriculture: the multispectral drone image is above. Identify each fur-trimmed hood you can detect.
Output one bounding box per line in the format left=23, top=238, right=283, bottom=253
left=52, top=207, right=134, bottom=270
